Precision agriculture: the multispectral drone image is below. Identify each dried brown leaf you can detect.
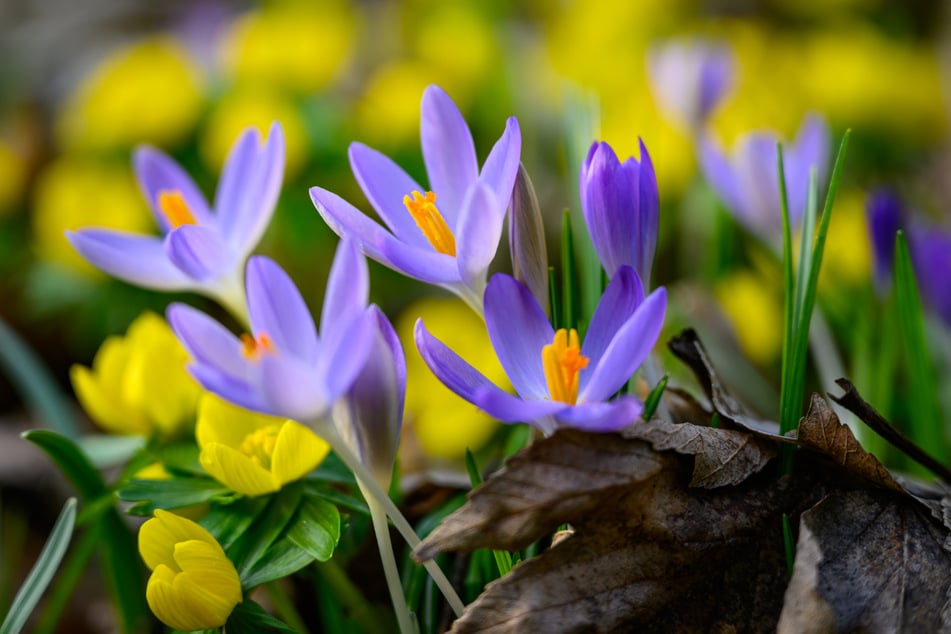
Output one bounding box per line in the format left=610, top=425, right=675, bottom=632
left=624, top=419, right=775, bottom=488
left=778, top=489, right=951, bottom=633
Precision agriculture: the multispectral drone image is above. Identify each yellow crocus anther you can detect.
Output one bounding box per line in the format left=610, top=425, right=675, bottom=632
left=197, top=395, right=330, bottom=497
left=139, top=509, right=241, bottom=632
left=542, top=329, right=589, bottom=404
left=240, top=332, right=274, bottom=361
left=403, top=190, right=457, bottom=256
left=157, top=190, right=197, bottom=229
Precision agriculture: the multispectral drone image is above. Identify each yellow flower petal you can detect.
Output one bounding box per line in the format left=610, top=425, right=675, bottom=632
left=269, top=420, right=330, bottom=487
left=200, top=442, right=279, bottom=497
left=196, top=393, right=283, bottom=449
left=70, top=364, right=148, bottom=435
left=138, top=509, right=218, bottom=571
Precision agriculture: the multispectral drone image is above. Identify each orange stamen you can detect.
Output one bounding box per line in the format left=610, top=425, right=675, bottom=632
left=542, top=329, right=589, bottom=404
left=403, top=190, right=457, bottom=256
left=157, top=190, right=197, bottom=229
left=240, top=333, right=275, bottom=361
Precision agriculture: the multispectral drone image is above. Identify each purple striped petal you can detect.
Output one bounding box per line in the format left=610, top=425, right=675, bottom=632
left=217, top=122, right=285, bottom=254
left=456, top=183, right=503, bottom=292
left=555, top=397, right=642, bottom=432
left=580, top=287, right=667, bottom=403
left=477, top=117, right=522, bottom=217
left=167, top=303, right=248, bottom=376
left=311, top=187, right=460, bottom=285
left=133, top=147, right=213, bottom=232
left=472, top=387, right=565, bottom=425
left=415, top=318, right=507, bottom=405
left=484, top=273, right=554, bottom=400
left=320, top=238, right=368, bottom=340
left=246, top=256, right=319, bottom=365
left=420, top=85, right=478, bottom=226
left=348, top=143, right=429, bottom=248
left=580, top=266, right=644, bottom=378
left=188, top=363, right=269, bottom=414
left=164, top=225, right=234, bottom=282
left=580, top=141, right=639, bottom=277
left=67, top=229, right=193, bottom=290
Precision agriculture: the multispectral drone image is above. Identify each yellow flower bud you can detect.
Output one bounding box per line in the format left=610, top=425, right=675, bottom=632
left=196, top=395, right=330, bottom=497
left=70, top=312, right=202, bottom=437
left=139, top=510, right=241, bottom=631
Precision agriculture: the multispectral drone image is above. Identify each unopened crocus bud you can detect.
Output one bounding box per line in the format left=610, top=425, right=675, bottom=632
left=909, top=228, right=951, bottom=327
left=865, top=189, right=903, bottom=295
left=508, top=163, right=549, bottom=313
left=580, top=139, right=658, bottom=286
left=648, top=39, right=734, bottom=132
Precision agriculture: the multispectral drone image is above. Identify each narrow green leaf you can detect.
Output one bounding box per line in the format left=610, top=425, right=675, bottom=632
left=777, top=144, right=796, bottom=442
left=22, top=430, right=106, bottom=500
left=201, top=497, right=269, bottom=550
left=463, top=451, right=513, bottom=576
left=32, top=523, right=101, bottom=634
left=225, top=599, right=298, bottom=634
left=228, top=484, right=304, bottom=580
left=894, top=232, right=947, bottom=468
left=782, top=513, right=795, bottom=580
left=0, top=318, right=81, bottom=438
left=75, top=435, right=146, bottom=470
left=117, top=477, right=233, bottom=515
left=793, top=168, right=819, bottom=330
left=464, top=449, right=482, bottom=487
left=561, top=209, right=577, bottom=331
left=286, top=495, right=340, bottom=562
left=641, top=375, right=669, bottom=420
left=0, top=498, right=76, bottom=634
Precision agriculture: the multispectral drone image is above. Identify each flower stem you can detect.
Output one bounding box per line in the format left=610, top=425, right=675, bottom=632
left=367, top=496, right=416, bottom=634
left=313, top=419, right=466, bottom=617
left=315, top=559, right=389, bottom=634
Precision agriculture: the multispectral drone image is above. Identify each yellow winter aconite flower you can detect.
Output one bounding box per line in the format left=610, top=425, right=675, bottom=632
left=71, top=312, right=202, bottom=437
left=716, top=270, right=784, bottom=366
left=355, top=60, right=443, bottom=148
left=397, top=297, right=506, bottom=460
left=56, top=37, right=203, bottom=150
left=139, top=509, right=241, bottom=632
left=33, top=158, right=151, bottom=275
left=0, top=140, right=26, bottom=214
left=196, top=395, right=330, bottom=497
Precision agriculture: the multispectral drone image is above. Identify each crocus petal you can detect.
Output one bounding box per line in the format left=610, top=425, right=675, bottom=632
left=699, top=136, right=744, bottom=224
left=200, top=443, right=279, bottom=496
left=415, top=319, right=509, bottom=405
left=581, top=142, right=638, bottom=276
left=316, top=309, right=377, bottom=406
left=420, top=85, right=479, bottom=224
left=311, top=187, right=460, bottom=285
left=269, top=420, right=331, bottom=487
left=216, top=122, right=286, bottom=254
left=580, top=287, right=667, bottom=403
left=348, top=143, right=429, bottom=248
left=134, top=147, right=214, bottom=232
left=188, top=364, right=269, bottom=414
left=735, top=134, right=782, bottom=232
left=476, top=116, right=522, bottom=218
left=320, top=238, right=368, bottom=341
left=259, top=355, right=328, bottom=422
left=164, top=225, right=234, bottom=282
left=167, top=303, right=245, bottom=372
left=67, top=230, right=193, bottom=291
left=456, top=183, right=503, bottom=293
left=636, top=138, right=659, bottom=284
left=581, top=266, right=645, bottom=375
left=246, top=256, right=319, bottom=365
left=785, top=115, right=830, bottom=219
left=472, top=386, right=565, bottom=424
left=483, top=274, right=554, bottom=400
left=555, top=397, right=642, bottom=432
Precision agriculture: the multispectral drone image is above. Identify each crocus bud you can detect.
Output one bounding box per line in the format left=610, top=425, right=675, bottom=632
left=648, top=39, right=734, bottom=132
left=508, top=163, right=549, bottom=313
left=865, top=189, right=902, bottom=295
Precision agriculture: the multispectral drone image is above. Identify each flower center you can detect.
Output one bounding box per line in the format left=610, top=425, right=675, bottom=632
left=240, top=332, right=275, bottom=361
left=157, top=190, right=198, bottom=229
left=403, top=190, right=457, bottom=256
left=238, top=424, right=281, bottom=470
left=542, top=328, right=589, bottom=404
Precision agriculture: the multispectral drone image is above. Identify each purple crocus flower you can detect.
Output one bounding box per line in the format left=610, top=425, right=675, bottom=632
left=580, top=140, right=659, bottom=285
left=910, top=227, right=951, bottom=327
left=415, top=266, right=667, bottom=435
left=699, top=115, right=829, bottom=239
left=648, top=39, right=734, bottom=132
left=68, top=123, right=285, bottom=317
left=167, top=239, right=375, bottom=423
left=866, top=189, right=903, bottom=295
left=310, top=85, right=521, bottom=313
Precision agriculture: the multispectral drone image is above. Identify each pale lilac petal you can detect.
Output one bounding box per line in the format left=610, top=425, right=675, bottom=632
left=217, top=122, right=286, bottom=254
left=320, top=238, right=368, bottom=341
left=167, top=303, right=247, bottom=373
left=580, top=287, right=667, bottom=403
left=164, top=225, right=234, bottom=282
left=785, top=115, right=829, bottom=220
left=555, top=397, right=642, bottom=432
left=259, top=355, right=327, bottom=421
left=317, top=309, right=376, bottom=405
left=735, top=134, right=781, bottom=232
left=698, top=47, right=733, bottom=121
left=348, top=143, right=429, bottom=248
left=477, top=117, right=522, bottom=218
left=484, top=274, right=554, bottom=400
left=420, top=85, right=479, bottom=225
left=188, top=363, right=269, bottom=414
left=246, top=256, right=319, bottom=365
left=67, top=229, right=193, bottom=290
left=311, top=187, right=460, bottom=285
left=700, top=136, right=743, bottom=223
left=415, top=319, right=507, bottom=405
left=472, top=387, right=565, bottom=424
left=456, top=183, right=503, bottom=292
left=581, top=266, right=644, bottom=376
left=133, top=147, right=213, bottom=232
